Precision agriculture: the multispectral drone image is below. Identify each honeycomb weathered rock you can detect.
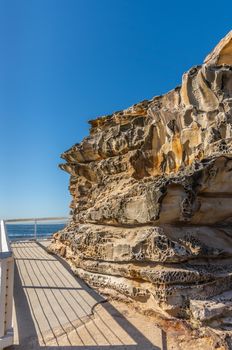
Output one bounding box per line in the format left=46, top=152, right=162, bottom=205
left=49, top=32, right=232, bottom=321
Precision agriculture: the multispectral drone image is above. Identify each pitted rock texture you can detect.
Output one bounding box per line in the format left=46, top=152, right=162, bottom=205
left=50, top=32, right=232, bottom=323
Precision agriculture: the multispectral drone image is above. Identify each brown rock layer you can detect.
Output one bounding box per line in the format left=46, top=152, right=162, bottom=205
left=49, top=32, right=232, bottom=326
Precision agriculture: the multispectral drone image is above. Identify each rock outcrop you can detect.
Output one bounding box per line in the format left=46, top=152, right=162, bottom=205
left=49, top=32, right=232, bottom=329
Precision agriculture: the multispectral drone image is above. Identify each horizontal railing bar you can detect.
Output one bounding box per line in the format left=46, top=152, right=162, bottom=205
left=5, top=216, right=69, bottom=223
left=9, top=234, right=54, bottom=237
left=0, top=252, right=13, bottom=260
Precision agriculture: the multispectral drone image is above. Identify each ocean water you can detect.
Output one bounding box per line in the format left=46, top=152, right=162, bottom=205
left=6, top=223, right=66, bottom=241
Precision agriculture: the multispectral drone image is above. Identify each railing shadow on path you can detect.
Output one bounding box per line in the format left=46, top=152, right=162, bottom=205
left=10, top=241, right=167, bottom=350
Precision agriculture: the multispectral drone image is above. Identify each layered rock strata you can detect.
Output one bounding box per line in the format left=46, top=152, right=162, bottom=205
left=49, top=31, right=232, bottom=321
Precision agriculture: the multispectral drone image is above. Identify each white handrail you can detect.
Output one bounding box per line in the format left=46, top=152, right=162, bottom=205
left=5, top=216, right=69, bottom=242
left=5, top=216, right=69, bottom=223
left=0, top=220, right=14, bottom=350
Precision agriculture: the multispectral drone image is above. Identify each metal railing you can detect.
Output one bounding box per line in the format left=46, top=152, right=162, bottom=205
left=0, top=220, right=14, bottom=350
left=5, top=216, right=69, bottom=242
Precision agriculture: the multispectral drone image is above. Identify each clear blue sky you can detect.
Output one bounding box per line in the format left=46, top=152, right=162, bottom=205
left=0, top=0, right=231, bottom=219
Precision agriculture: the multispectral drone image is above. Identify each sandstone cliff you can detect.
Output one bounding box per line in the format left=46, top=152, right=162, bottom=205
left=49, top=31, right=232, bottom=341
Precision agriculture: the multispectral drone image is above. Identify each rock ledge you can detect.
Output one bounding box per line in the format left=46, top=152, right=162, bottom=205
left=49, top=32, right=232, bottom=346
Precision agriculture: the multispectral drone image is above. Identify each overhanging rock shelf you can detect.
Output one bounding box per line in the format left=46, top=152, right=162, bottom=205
left=49, top=32, right=232, bottom=323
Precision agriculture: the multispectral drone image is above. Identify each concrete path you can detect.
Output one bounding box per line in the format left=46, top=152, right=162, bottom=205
left=10, top=241, right=165, bottom=349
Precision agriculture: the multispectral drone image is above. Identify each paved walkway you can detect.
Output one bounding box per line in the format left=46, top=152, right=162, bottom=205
left=11, top=241, right=164, bottom=349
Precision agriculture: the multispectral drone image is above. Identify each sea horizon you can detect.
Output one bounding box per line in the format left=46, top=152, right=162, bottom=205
left=6, top=223, right=66, bottom=241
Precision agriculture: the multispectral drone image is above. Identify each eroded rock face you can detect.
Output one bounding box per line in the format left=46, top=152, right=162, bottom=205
left=49, top=32, right=232, bottom=322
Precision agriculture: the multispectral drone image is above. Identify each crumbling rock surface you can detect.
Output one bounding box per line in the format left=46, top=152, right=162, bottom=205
left=49, top=32, right=232, bottom=335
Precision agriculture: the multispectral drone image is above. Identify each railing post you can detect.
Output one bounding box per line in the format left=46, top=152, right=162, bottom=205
left=0, top=220, right=14, bottom=350
left=5, top=258, right=14, bottom=332
left=34, top=219, right=37, bottom=241
left=0, top=260, right=7, bottom=338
